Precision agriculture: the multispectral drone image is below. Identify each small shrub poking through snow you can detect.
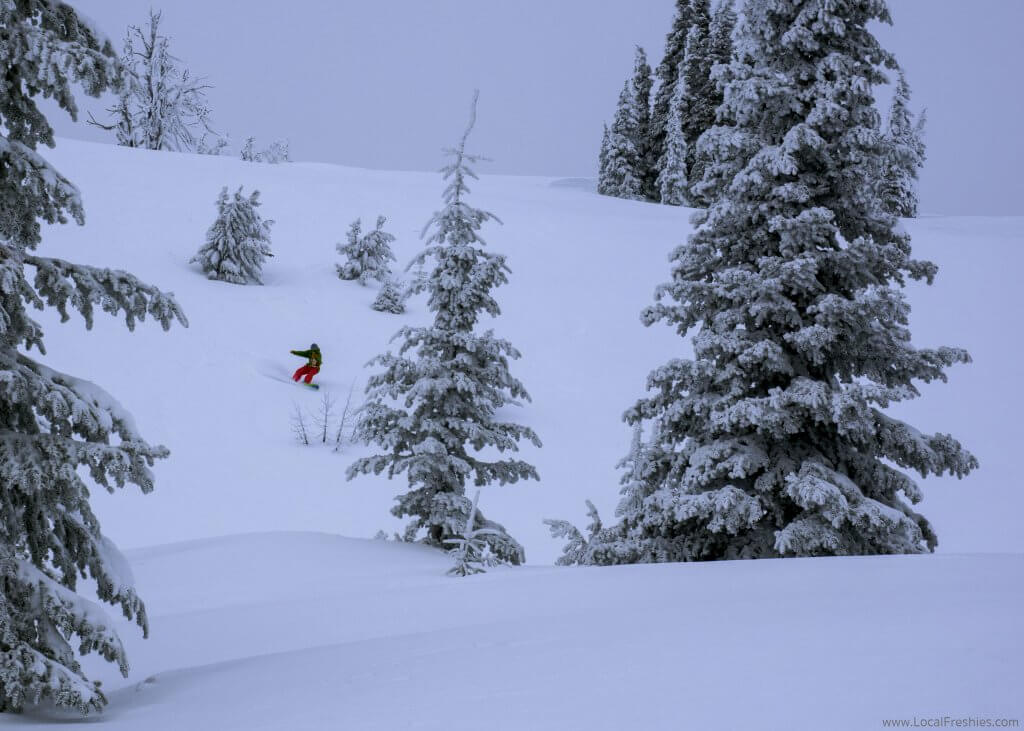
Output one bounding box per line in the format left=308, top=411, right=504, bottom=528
left=291, top=403, right=311, bottom=445
left=290, top=386, right=358, bottom=452
left=372, top=277, right=406, bottom=314
left=192, top=186, right=274, bottom=284
left=544, top=499, right=609, bottom=566
left=446, top=491, right=501, bottom=576
left=240, top=136, right=291, bottom=163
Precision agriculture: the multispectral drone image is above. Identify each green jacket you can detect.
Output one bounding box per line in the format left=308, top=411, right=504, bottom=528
left=291, top=348, right=322, bottom=367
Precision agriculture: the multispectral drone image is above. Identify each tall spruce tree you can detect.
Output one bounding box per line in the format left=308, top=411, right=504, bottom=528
left=879, top=70, right=926, bottom=218
left=631, top=46, right=657, bottom=199
left=689, top=0, right=738, bottom=205
left=706, top=2, right=738, bottom=141
left=0, top=1, right=187, bottom=713
left=656, top=66, right=690, bottom=206
left=600, top=82, right=645, bottom=200
left=597, top=123, right=612, bottom=194
left=347, top=93, right=540, bottom=565
left=650, top=0, right=696, bottom=189
left=597, top=0, right=977, bottom=562
left=708, top=0, right=737, bottom=84
left=680, top=0, right=714, bottom=199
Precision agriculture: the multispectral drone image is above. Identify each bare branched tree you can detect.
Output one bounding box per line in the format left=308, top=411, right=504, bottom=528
left=314, top=391, right=336, bottom=445
left=333, top=381, right=357, bottom=452
left=88, top=9, right=216, bottom=151
left=291, top=403, right=311, bottom=446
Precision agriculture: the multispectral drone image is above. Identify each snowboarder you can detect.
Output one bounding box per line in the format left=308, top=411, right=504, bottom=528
left=290, top=343, right=322, bottom=385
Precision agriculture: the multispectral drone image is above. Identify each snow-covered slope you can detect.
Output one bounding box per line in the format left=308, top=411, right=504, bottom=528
left=7, top=139, right=1023, bottom=728
left=10, top=532, right=1023, bottom=730
left=27, top=139, right=1024, bottom=563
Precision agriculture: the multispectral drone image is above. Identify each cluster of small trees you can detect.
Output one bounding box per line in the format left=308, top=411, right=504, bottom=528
left=188, top=191, right=406, bottom=305
left=335, top=216, right=406, bottom=313
left=188, top=180, right=403, bottom=314
left=240, top=137, right=291, bottom=164
left=291, top=387, right=357, bottom=451
left=554, top=0, right=973, bottom=566
left=599, top=0, right=927, bottom=217
left=599, top=0, right=736, bottom=205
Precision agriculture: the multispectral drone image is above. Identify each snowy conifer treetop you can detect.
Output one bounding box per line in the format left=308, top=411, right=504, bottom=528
left=1, top=0, right=186, bottom=714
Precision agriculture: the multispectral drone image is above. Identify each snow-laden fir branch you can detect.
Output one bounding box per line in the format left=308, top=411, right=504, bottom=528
left=1, top=1, right=186, bottom=714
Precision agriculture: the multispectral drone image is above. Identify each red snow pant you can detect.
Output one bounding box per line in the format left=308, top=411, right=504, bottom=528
left=292, top=365, right=320, bottom=384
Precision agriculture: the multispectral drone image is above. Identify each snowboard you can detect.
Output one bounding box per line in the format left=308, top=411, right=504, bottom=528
left=301, top=382, right=320, bottom=390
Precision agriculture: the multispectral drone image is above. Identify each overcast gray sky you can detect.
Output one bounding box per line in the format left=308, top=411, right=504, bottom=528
left=54, top=0, right=1024, bottom=216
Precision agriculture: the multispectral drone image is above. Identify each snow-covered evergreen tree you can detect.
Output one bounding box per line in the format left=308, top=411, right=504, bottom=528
left=914, top=108, right=928, bottom=164
left=708, top=0, right=737, bottom=84
left=680, top=0, right=714, bottom=198
left=88, top=10, right=213, bottom=152
left=347, top=93, right=540, bottom=565
left=191, top=187, right=274, bottom=284
left=336, top=215, right=397, bottom=285
left=0, top=1, right=187, bottom=713
left=631, top=47, right=657, bottom=199
left=656, top=66, right=690, bottom=206
left=650, top=0, right=696, bottom=186
left=600, top=49, right=655, bottom=201
left=601, top=83, right=645, bottom=200
left=597, top=0, right=977, bottom=562
left=879, top=70, right=926, bottom=218
left=705, top=2, right=738, bottom=135
left=371, top=277, right=406, bottom=314
left=689, top=0, right=738, bottom=205
left=597, top=123, right=612, bottom=194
